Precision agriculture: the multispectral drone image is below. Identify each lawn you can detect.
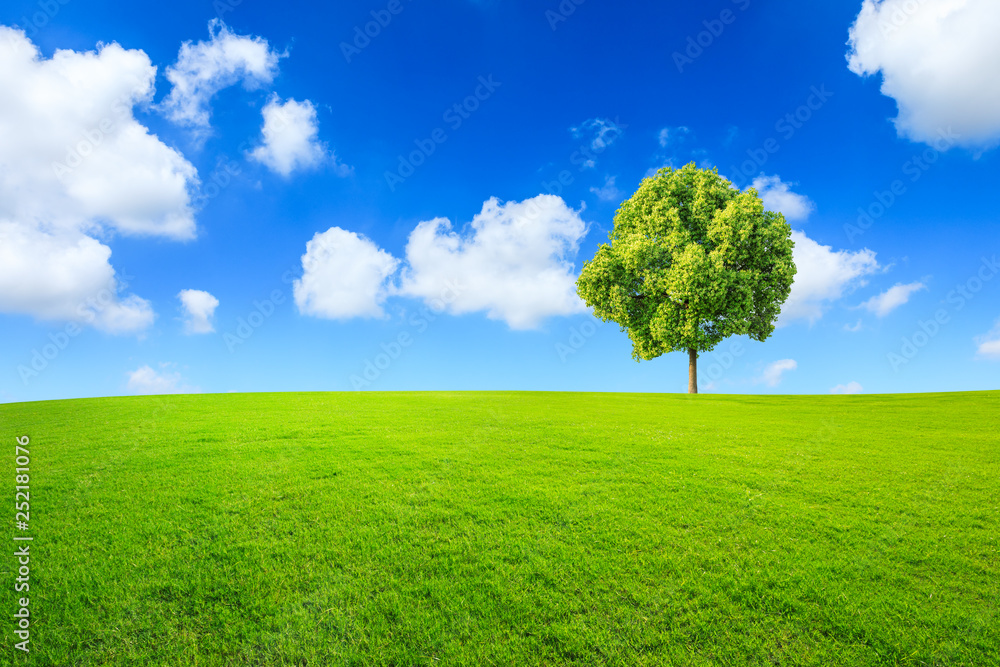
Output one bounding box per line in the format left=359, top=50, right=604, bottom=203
left=1, top=391, right=997, bottom=666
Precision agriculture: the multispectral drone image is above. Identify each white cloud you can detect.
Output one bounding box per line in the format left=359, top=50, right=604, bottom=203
left=658, top=126, right=691, bottom=148
left=294, top=227, right=400, bottom=320
left=590, top=175, right=623, bottom=202
left=781, top=231, right=881, bottom=325
left=0, top=27, right=197, bottom=239
left=397, top=195, right=588, bottom=330
left=759, top=359, right=798, bottom=387
left=975, top=321, right=1000, bottom=360
left=249, top=96, right=348, bottom=177
left=295, top=196, right=589, bottom=329
left=162, top=19, right=281, bottom=130
left=178, top=289, right=219, bottom=334
left=0, top=26, right=198, bottom=332
left=831, top=381, right=864, bottom=394
left=860, top=281, right=926, bottom=317
left=977, top=340, right=1000, bottom=359
left=0, top=224, right=155, bottom=333
left=126, top=364, right=196, bottom=395
left=847, top=0, right=1000, bottom=150
left=743, top=181, right=881, bottom=326
left=648, top=127, right=705, bottom=177
left=570, top=118, right=626, bottom=166
left=751, top=175, right=815, bottom=222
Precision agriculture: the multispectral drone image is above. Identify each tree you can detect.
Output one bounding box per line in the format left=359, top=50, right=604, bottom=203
left=576, top=163, right=796, bottom=394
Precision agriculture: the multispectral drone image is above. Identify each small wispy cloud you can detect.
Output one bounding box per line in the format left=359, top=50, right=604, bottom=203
left=757, top=359, right=798, bottom=387
left=571, top=117, right=626, bottom=155
left=658, top=125, right=691, bottom=148
left=178, top=289, right=219, bottom=334
left=590, top=175, right=623, bottom=202
left=975, top=320, right=1000, bottom=360
left=126, top=363, right=198, bottom=395
left=844, top=319, right=864, bottom=333
left=860, top=282, right=927, bottom=317
left=830, top=381, right=863, bottom=395
left=751, top=175, right=815, bottom=223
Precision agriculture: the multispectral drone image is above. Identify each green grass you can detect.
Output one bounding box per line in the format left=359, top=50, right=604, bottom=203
left=1, top=391, right=998, bottom=666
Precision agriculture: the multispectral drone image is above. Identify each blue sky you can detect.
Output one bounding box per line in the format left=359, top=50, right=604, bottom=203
left=1, top=0, right=998, bottom=402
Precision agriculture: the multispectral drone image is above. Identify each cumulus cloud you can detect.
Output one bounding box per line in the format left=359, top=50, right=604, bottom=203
left=294, top=196, right=589, bottom=330
left=0, top=26, right=198, bottom=332
left=0, top=226, right=154, bottom=332
left=397, top=195, right=588, bottom=329
left=751, top=175, right=815, bottom=222
left=781, top=231, right=881, bottom=325
left=758, top=359, right=798, bottom=387
left=860, top=281, right=926, bottom=317
left=831, top=381, right=864, bottom=394
left=249, top=96, right=347, bottom=177
left=294, top=227, right=400, bottom=320
left=178, top=289, right=219, bottom=334
left=162, top=19, right=281, bottom=130
left=975, top=321, right=1000, bottom=360
left=126, top=364, right=196, bottom=395
left=590, top=175, right=623, bottom=202
left=742, top=179, right=881, bottom=326
left=847, top=0, right=1000, bottom=150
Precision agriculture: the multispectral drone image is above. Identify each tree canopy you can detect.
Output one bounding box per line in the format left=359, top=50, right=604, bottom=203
left=576, top=164, right=796, bottom=388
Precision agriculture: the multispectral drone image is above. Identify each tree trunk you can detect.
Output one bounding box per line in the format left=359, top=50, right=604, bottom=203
left=688, top=348, right=698, bottom=394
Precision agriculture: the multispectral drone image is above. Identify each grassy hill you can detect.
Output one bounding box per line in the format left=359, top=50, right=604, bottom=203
left=2, top=391, right=998, bottom=665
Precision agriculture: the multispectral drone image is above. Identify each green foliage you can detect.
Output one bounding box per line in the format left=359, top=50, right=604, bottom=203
left=1, top=391, right=998, bottom=665
left=576, top=163, right=796, bottom=361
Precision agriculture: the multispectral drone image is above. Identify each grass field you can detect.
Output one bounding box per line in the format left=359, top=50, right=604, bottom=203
left=1, top=391, right=998, bottom=666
